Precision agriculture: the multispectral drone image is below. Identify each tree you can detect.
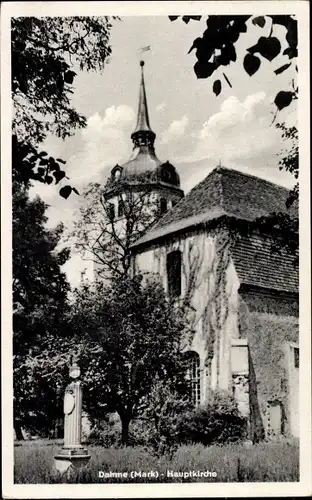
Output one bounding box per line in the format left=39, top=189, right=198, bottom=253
left=12, top=16, right=113, bottom=195
left=13, top=178, right=71, bottom=437
left=169, top=15, right=297, bottom=112
left=277, top=121, right=298, bottom=203
left=71, top=181, right=159, bottom=279
left=27, top=274, right=193, bottom=444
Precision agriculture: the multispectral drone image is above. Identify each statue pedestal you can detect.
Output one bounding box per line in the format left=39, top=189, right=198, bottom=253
left=54, top=446, right=91, bottom=474
left=53, top=364, right=91, bottom=476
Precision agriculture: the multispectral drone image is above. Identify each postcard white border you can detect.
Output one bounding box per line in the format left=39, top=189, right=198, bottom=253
left=1, top=1, right=311, bottom=498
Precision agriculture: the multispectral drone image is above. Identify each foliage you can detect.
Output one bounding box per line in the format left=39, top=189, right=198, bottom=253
left=86, top=387, right=246, bottom=454
left=140, top=380, right=194, bottom=457
left=71, top=182, right=159, bottom=279
left=12, top=16, right=113, bottom=193
left=169, top=15, right=297, bottom=111
left=253, top=121, right=299, bottom=262
left=25, top=274, right=193, bottom=444
left=14, top=440, right=299, bottom=483
left=175, top=391, right=247, bottom=446
left=251, top=212, right=298, bottom=265
left=87, top=416, right=122, bottom=448
left=13, top=179, right=71, bottom=436
left=277, top=122, right=299, bottom=209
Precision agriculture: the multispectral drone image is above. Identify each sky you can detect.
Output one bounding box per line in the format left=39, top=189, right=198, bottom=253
left=28, top=15, right=298, bottom=287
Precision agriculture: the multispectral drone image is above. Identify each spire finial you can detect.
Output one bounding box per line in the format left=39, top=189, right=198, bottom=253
left=131, top=57, right=156, bottom=149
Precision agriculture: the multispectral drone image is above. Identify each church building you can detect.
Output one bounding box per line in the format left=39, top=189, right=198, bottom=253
left=103, top=61, right=299, bottom=442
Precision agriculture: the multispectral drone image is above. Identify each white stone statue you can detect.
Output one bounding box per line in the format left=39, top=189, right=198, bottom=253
left=54, top=359, right=91, bottom=474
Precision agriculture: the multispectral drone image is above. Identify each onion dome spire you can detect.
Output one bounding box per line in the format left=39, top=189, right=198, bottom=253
left=131, top=61, right=156, bottom=150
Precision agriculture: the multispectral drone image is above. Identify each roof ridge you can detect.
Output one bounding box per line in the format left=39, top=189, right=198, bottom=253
left=214, top=165, right=291, bottom=193
left=218, top=169, right=225, bottom=210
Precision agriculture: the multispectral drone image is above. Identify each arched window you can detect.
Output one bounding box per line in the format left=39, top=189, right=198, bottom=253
left=166, top=250, right=182, bottom=298
left=111, top=165, right=123, bottom=182
left=160, top=198, right=167, bottom=214
left=185, top=351, right=201, bottom=406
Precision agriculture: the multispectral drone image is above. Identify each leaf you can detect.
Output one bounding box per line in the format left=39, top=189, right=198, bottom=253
left=49, top=162, right=60, bottom=173
left=56, top=158, right=66, bottom=164
left=39, top=151, right=48, bottom=157
left=213, top=79, right=222, bottom=96
left=243, top=53, right=261, bottom=76
left=72, top=187, right=80, bottom=196
left=169, top=16, right=179, bottom=21
left=59, top=185, right=72, bottom=199
left=194, top=61, right=216, bottom=79
left=37, top=167, right=45, bottom=177
left=187, top=37, right=202, bottom=54
left=274, top=91, right=293, bottom=110
left=274, top=62, right=292, bottom=75
left=54, top=170, right=66, bottom=184
left=227, top=25, right=240, bottom=44
left=46, top=175, right=53, bottom=185
left=222, top=72, right=232, bottom=88
left=257, top=36, right=281, bottom=61
left=64, top=70, right=76, bottom=84
left=252, top=16, right=266, bottom=28
left=283, top=46, right=297, bottom=59
left=28, top=155, right=38, bottom=162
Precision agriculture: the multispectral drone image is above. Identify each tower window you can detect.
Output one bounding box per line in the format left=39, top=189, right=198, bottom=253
left=160, top=198, right=167, bottom=214
left=111, top=165, right=122, bottom=181
left=185, top=351, right=201, bottom=406
left=294, top=347, right=299, bottom=368
left=118, top=199, right=125, bottom=217
left=166, top=250, right=182, bottom=298
left=160, top=162, right=179, bottom=186
left=107, top=202, right=115, bottom=221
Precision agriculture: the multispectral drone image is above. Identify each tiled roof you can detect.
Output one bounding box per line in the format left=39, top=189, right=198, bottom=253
left=132, top=166, right=298, bottom=294
left=232, top=234, right=298, bottom=294
left=133, top=166, right=297, bottom=247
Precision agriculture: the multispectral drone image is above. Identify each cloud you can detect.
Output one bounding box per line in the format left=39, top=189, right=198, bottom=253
left=29, top=104, right=136, bottom=231
left=191, top=92, right=281, bottom=164
left=156, top=102, right=166, bottom=112
left=68, top=105, right=135, bottom=184
left=161, top=115, right=189, bottom=144
left=174, top=92, right=296, bottom=194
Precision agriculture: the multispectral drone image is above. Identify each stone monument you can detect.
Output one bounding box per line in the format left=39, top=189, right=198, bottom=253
left=54, top=359, right=91, bottom=474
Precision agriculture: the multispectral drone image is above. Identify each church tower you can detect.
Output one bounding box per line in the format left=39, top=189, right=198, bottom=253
left=104, top=60, right=184, bottom=220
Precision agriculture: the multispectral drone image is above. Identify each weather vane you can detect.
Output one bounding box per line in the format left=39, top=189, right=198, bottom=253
left=138, top=45, right=151, bottom=65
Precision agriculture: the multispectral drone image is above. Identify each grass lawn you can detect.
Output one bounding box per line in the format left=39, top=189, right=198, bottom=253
left=14, top=439, right=299, bottom=484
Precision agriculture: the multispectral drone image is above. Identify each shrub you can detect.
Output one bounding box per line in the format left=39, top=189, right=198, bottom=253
left=140, top=380, right=193, bottom=457
left=87, top=414, right=122, bottom=447
left=176, top=390, right=248, bottom=446
left=86, top=390, right=247, bottom=452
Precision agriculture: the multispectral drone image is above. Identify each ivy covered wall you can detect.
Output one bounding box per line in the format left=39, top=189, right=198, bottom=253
left=239, top=289, right=299, bottom=440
